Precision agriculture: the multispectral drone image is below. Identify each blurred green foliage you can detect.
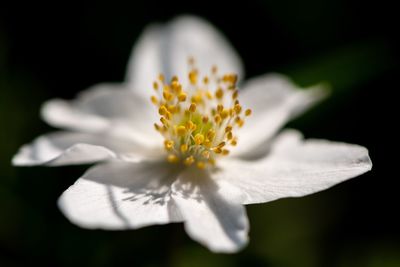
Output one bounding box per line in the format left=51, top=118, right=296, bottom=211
left=1, top=0, right=398, bottom=266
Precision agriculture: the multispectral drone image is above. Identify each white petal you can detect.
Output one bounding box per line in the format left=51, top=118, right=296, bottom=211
left=126, top=16, right=243, bottom=98
left=167, top=16, right=244, bottom=86
left=214, top=130, right=372, bottom=205
left=125, top=24, right=165, bottom=99
left=41, top=83, right=160, bottom=146
left=171, top=168, right=249, bottom=253
left=12, top=131, right=159, bottom=166
left=234, top=74, right=328, bottom=157
left=58, top=161, right=183, bottom=229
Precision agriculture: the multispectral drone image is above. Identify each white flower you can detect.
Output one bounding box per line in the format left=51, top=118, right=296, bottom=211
left=13, top=16, right=372, bottom=253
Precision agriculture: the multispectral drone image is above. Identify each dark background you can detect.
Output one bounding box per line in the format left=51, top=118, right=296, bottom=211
left=1, top=0, right=398, bottom=266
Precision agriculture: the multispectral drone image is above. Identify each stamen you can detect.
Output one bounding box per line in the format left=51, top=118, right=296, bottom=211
left=164, top=140, right=174, bottom=151
left=153, top=81, right=159, bottom=90
left=167, top=154, right=179, bottom=163
left=150, top=96, right=158, bottom=105
left=189, top=103, right=197, bottom=113
left=180, top=144, right=188, bottom=153
left=194, top=134, right=205, bottom=145
left=196, top=161, right=206, bottom=169
left=151, top=58, right=252, bottom=169
left=184, top=156, right=195, bottom=166
left=215, top=88, right=224, bottom=99
left=189, top=70, right=198, bottom=85
left=176, top=126, right=187, bottom=136
left=178, top=92, right=187, bottom=102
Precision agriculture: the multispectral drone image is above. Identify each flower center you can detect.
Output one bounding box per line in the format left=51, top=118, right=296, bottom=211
left=150, top=57, right=252, bottom=169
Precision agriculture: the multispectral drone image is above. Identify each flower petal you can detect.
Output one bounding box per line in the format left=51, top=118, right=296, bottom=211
left=58, top=161, right=183, bottom=229
left=214, top=130, right=372, bottom=205
left=41, top=83, right=161, bottom=146
left=126, top=16, right=243, bottom=98
left=125, top=24, right=165, bottom=99
left=234, top=74, right=328, bottom=157
left=171, top=168, right=249, bottom=253
left=12, top=131, right=159, bottom=166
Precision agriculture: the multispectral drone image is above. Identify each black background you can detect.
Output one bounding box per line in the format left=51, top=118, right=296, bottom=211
left=1, top=0, right=398, bottom=266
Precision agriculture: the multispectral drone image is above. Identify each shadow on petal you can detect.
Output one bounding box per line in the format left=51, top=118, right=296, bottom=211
left=171, top=168, right=248, bottom=252
left=59, top=160, right=184, bottom=229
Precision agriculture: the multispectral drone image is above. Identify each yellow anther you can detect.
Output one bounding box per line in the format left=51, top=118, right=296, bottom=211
left=215, top=88, right=224, bottom=99
left=180, top=144, right=188, bottom=153
left=158, top=74, right=165, bottom=82
left=222, top=149, right=230, bottom=155
left=202, top=150, right=210, bottom=159
left=186, top=120, right=197, bottom=131
left=178, top=92, right=187, bottom=102
left=230, top=139, right=237, bottom=146
left=153, top=81, right=159, bottom=90
left=196, top=161, right=206, bottom=169
left=171, top=76, right=178, bottom=82
left=206, top=90, right=213, bottom=99
left=154, top=123, right=161, bottom=131
left=163, top=91, right=173, bottom=101
left=189, top=103, right=197, bottom=113
left=165, top=111, right=172, bottom=120
left=245, top=109, right=252, bottom=116
left=227, top=131, right=233, bottom=140
left=150, top=96, right=158, bottom=105
left=217, top=141, right=226, bottom=148
left=202, top=116, right=209, bottom=123
left=237, top=119, right=244, bottom=127
left=184, top=156, right=195, bottom=166
left=221, top=109, right=229, bottom=119
left=213, top=147, right=222, bottom=154
left=167, top=154, right=179, bottom=163
left=171, top=81, right=182, bottom=92
left=168, top=105, right=177, bottom=114
left=191, top=94, right=203, bottom=104
left=207, top=129, right=216, bottom=140
left=160, top=117, right=169, bottom=126
left=231, top=74, right=238, bottom=85
left=194, top=134, right=205, bottom=145
left=176, top=126, right=187, bottom=136
left=203, top=76, right=209, bottom=84
left=164, top=140, right=174, bottom=151
left=208, top=158, right=216, bottom=166
left=234, top=104, right=242, bottom=114
left=158, top=105, right=167, bottom=115
left=217, top=104, right=224, bottom=113
left=214, top=114, right=221, bottom=124
left=225, top=126, right=233, bottom=133
left=204, top=139, right=212, bottom=148
left=211, top=65, right=218, bottom=74
left=222, top=74, right=238, bottom=85
left=232, top=90, right=239, bottom=100
left=189, top=70, right=198, bottom=84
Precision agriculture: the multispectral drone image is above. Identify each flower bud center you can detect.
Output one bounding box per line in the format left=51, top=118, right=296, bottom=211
left=150, top=57, right=252, bottom=169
